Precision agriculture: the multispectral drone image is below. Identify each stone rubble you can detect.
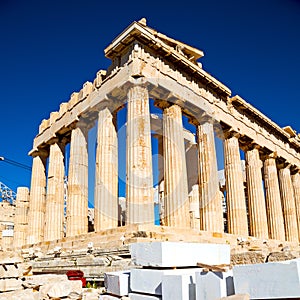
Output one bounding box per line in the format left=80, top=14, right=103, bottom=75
left=101, top=241, right=300, bottom=300
left=0, top=240, right=300, bottom=299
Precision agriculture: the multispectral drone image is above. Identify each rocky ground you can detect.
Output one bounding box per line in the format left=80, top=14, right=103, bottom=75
left=1, top=226, right=300, bottom=299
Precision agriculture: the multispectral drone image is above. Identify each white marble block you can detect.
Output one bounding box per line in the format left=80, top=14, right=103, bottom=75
left=195, top=270, right=234, bottom=300
left=162, top=274, right=196, bottom=300
left=99, top=295, right=121, bottom=300
left=129, top=293, right=161, bottom=300
left=233, top=259, right=300, bottom=299
left=0, top=278, right=23, bottom=292
left=130, top=268, right=202, bottom=295
left=104, top=270, right=130, bottom=296
left=130, top=242, right=230, bottom=267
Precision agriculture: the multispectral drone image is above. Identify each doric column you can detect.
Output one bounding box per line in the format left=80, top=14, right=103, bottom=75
left=291, top=171, right=300, bottom=241
left=197, top=120, right=223, bottom=232
left=13, top=187, right=30, bottom=248
left=66, top=123, right=88, bottom=236
left=27, top=152, right=47, bottom=244
left=223, top=131, right=248, bottom=236
left=278, top=165, right=299, bottom=242
left=94, top=107, right=118, bottom=231
left=163, top=104, right=189, bottom=227
left=263, top=155, right=285, bottom=240
left=126, top=85, right=154, bottom=224
left=44, top=140, right=65, bottom=241
left=245, top=146, right=268, bottom=238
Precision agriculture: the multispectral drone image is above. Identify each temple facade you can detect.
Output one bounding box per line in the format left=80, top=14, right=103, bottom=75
left=13, top=19, right=300, bottom=248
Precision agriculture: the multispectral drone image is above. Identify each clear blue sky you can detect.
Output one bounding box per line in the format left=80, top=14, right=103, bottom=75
left=1, top=0, right=299, bottom=199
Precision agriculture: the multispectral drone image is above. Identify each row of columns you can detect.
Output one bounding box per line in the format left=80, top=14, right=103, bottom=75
left=21, top=85, right=300, bottom=246
left=224, top=134, right=300, bottom=242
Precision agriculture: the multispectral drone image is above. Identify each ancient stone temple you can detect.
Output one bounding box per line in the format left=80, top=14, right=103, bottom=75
left=13, top=19, right=300, bottom=248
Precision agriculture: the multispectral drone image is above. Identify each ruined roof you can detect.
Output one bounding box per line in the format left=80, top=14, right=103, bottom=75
left=105, top=18, right=204, bottom=62
left=105, top=19, right=230, bottom=96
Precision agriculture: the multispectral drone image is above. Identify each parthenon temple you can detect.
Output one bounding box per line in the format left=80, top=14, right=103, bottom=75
left=12, top=19, right=300, bottom=249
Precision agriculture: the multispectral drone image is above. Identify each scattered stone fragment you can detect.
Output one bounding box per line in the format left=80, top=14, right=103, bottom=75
left=0, top=278, right=23, bottom=292
left=0, top=288, right=38, bottom=300
left=219, top=294, right=250, bottom=300
left=39, top=280, right=82, bottom=299
left=231, top=251, right=266, bottom=265
left=104, top=270, right=130, bottom=296
left=266, top=251, right=297, bottom=262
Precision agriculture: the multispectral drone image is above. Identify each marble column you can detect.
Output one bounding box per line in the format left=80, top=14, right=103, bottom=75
left=163, top=104, right=189, bottom=227
left=94, top=108, right=118, bottom=231
left=126, top=85, right=154, bottom=224
left=27, top=152, right=47, bottom=244
left=291, top=171, right=300, bottom=241
left=278, top=165, right=299, bottom=242
left=66, top=123, right=88, bottom=237
left=44, top=140, right=65, bottom=241
left=223, top=132, right=248, bottom=236
left=197, top=120, right=223, bottom=232
left=13, top=187, right=30, bottom=248
left=263, top=155, right=285, bottom=240
left=245, top=146, right=268, bottom=238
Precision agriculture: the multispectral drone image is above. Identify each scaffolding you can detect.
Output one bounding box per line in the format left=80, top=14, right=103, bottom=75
left=0, top=181, right=16, bottom=204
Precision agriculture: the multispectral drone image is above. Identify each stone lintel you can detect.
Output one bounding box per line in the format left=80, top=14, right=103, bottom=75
left=223, top=128, right=242, bottom=140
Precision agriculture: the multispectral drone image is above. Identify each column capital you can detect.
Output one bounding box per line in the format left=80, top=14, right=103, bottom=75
left=261, top=151, right=278, bottom=161
left=244, top=142, right=261, bottom=152
left=47, top=136, right=69, bottom=148
left=154, top=99, right=172, bottom=110
left=189, top=112, right=214, bottom=126
left=277, top=161, right=291, bottom=170
left=223, top=128, right=242, bottom=140
left=47, top=136, right=60, bottom=145
left=291, top=165, right=300, bottom=175
left=69, top=118, right=94, bottom=132
left=30, top=148, right=49, bottom=158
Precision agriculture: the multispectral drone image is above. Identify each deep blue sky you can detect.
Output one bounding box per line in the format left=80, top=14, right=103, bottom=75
left=0, top=0, right=299, bottom=198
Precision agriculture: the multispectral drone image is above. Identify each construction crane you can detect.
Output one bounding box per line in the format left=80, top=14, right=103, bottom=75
left=0, top=181, right=16, bottom=204
left=0, top=156, right=31, bottom=204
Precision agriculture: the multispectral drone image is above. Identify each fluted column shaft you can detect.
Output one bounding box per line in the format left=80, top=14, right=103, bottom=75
left=163, top=104, right=189, bottom=227
left=224, top=134, right=248, bottom=236
left=126, top=86, right=154, bottom=224
left=13, top=187, right=30, bottom=248
left=27, top=153, right=47, bottom=244
left=245, top=147, right=268, bottom=238
left=94, top=108, right=118, bottom=231
left=197, top=121, right=223, bottom=232
left=291, top=172, right=300, bottom=241
left=44, top=141, right=65, bottom=241
left=263, top=157, right=285, bottom=240
left=66, top=124, right=88, bottom=236
left=278, top=166, right=299, bottom=242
